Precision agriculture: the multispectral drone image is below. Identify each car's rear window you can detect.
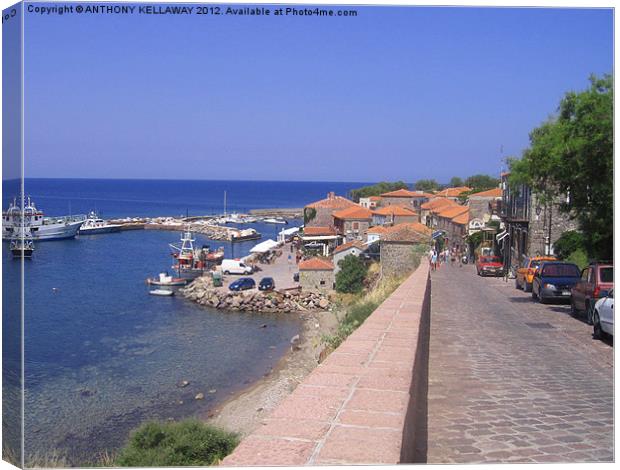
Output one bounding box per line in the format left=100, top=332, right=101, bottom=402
left=481, top=257, right=500, bottom=263
left=599, top=267, right=614, bottom=283
left=542, top=264, right=580, bottom=277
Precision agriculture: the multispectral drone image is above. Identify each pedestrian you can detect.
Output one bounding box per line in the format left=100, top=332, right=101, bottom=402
left=431, top=250, right=438, bottom=271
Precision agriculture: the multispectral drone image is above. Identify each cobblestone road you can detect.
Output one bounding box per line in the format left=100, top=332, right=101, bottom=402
left=427, top=264, right=614, bottom=463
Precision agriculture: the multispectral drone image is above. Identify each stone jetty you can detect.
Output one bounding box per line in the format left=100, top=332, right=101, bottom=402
left=181, top=276, right=331, bottom=313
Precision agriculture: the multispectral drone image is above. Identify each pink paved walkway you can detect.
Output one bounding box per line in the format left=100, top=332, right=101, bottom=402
left=221, top=262, right=430, bottom=466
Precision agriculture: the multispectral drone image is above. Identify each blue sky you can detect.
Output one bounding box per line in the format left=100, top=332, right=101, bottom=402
left=18, top=3, right=613, bottom=182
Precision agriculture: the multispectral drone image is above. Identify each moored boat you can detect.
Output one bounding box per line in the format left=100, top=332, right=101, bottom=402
left=263, top=217, right=288, bottom=225
left=10, top=227, right=35, bottom=258
left=230, top=228, right=261, bottom=243
left=149, top=289, right=175, bottom=296
left=146, top=272, right=189, bottom=287
left=169, top=229, right=225, bottom=278
left=79, top=211, right=122, bottom=234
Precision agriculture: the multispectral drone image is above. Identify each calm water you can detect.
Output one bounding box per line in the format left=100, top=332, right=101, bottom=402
left=2, top=179, right=365, bottom=464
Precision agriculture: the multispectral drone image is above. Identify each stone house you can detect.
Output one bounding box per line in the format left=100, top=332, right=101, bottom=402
left=434, top=186, right=472, bottom=201
left=372, top=205, right=419, bottom=226
left=467, top=187, right=502, bottom=223
left=420, top=197, right=459, bottom=226
left=380, top=223, right=432, bottom=278
left=332, top=206, right=373, bottom=242
left=304, top=192, right=356, bottom=228
left=434, top=205, right=469, bottom=251
left=299, top=257, right=335, bottom=292
left=378, top=189, right=433, bottom=210
left=333, top=240, right=367, bottom=274
left=500, top=172, right=578, bottom=269
left=366, top=225, right=388, bottom=244
left=299, top=226, right=340, bottom=256
left=359, top=196, right=381, bottom=209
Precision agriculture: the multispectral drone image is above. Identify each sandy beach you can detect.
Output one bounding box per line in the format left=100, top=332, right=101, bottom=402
left=204, top=309, right=339, bottom=436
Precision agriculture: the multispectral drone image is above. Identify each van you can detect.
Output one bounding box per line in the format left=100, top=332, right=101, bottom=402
left=221, top=259, right=253, bottom=275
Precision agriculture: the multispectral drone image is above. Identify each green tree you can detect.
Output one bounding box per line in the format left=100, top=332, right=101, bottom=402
left=335, top=254, right=368, bottom=294
left=553, top=230, right=586, bottom=260
left=449, top=176, right=464, bottom=187
left=464, top=174, right=500, bottom=191
left=349, top=181, right=409, bottom=202
left=414, top=179, right=440, bottom=192
left=509, top=74, right=613, bottom=259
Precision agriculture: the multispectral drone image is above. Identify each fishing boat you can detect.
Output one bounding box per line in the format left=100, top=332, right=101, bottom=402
left=169, top=229, right=225, bottom=278
left=263, top=217, right=288, bottom=225
left=149, top=289, right=175, bottom=296
left=2, top=196, right=86, bottom=241
left=146, top=272, right=189, bottom=287
left=230, top=228, right=261, bottom=243
left=9, top=226, right=34, bottom=258
left=79, top=211, right=122, bottom=234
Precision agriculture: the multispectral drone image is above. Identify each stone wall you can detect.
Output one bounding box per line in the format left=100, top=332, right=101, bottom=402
left=393, top=214, right=419, bottom=225
left=300, top=269, right=335, bottom=292
left=342, top=220, right=371, bottom=242
left=468, top=198, right=495, bottom=221
left=221, top=262, right=431, bottom=466
left=527, top=200, right=579, bottom=257
left=305, top=207, right=335, bottom=228
left=381, top=241, right=419, bottom=278
left=380, top=196, right=414, bottom=208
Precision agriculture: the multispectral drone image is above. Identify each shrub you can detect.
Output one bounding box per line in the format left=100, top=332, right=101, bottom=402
left=553, top=230, right=586, bottom=260
left=116, top=420, right=239, bottom=467
left=335, top=255, right=368, bottom=294
left=566, top=248, right=589, bottom=271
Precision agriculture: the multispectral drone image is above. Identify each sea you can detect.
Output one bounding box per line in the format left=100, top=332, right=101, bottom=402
left=2, top=178, right=367, bottom=464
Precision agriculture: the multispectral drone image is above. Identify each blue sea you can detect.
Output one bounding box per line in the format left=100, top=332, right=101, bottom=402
left=2, top=178, right=367, bottom=464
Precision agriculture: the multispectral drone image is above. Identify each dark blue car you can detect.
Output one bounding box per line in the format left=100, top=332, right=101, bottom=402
left=229, top=277, right=256, bottom=292
left=532, top=261, right=581, bottom=304
left=258, top=277, right=275, bottom=291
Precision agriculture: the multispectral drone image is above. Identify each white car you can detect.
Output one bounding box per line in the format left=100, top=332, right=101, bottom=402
left=593, top=289, right=614, bottom=339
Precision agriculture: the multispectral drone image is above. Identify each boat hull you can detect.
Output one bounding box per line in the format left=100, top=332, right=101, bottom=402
left=79, top=225, right=122, bottom=235
left=3, top=220, right=83, bottom=241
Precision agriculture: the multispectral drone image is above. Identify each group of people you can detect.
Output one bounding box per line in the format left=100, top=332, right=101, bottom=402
left=428, top=246, right=465, bottom=271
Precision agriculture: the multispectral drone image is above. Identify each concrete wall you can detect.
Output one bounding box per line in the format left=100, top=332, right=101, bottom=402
left=221, top=263, right=431, bottom=466
left=300, top=269, right=334, bottom=292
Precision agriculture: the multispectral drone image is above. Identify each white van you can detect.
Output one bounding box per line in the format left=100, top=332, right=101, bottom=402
left=221, top=259, right=253, bottom=275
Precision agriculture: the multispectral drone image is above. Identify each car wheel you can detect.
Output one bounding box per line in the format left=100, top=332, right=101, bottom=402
left=593, top=311, right=603, bottom=339
left=224, top=270, right=230, bottom=275
left=524, top=282, right=532, bottom=293
left=539, top=291, right=547, bottom=304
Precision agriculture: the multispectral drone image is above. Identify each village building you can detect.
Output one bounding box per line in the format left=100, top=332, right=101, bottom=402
left=332, top=206, right=373, bottom=242
left=434, top=186, right=472, bottom=201
left=366, top=225, right=388, bottom=244
left=332, top=240, right=367, bottom=273
left=500, top=172, right=578, bottom=269
left=304, top=192, right=356, bottom=228
left=379, top=223, right=432, bottom=277
left=299, top=226, right=340, bottom=256
left=298, top=257, right=335, bottom=292
left=420, top=197, right=459, bottom=226
left=372, top=205, right=419, bottom=226
left=434, top=205, right=469, bottom=251
left=359, top=196, right=381, bottom=209
left=378, top=189, right=434, bottom=210
left=467, top=187, right=502, bottom=223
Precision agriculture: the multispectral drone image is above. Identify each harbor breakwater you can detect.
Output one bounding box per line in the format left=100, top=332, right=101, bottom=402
left=182, top=277, right=331, bottom=313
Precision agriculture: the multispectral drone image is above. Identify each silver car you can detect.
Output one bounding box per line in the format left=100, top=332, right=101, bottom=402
left=593, top=289, right=614, bottom=339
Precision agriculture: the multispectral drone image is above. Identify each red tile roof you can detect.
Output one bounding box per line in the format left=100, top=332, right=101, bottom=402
left=380, top=189, right=434, bottom=198
left=436, top=205, right=469, bottom=218
left=435, top=187, right=472, bottom=198
left=367, top=226, right=388, bottom=234
left=306, top=193, right=356, bottom=210
left=332, top=206, right=373, bottom=220
left=382, top=223, right=432, bottom=243
left=303, top=226, right=337, bottom=236
left=369, top=196, right=382, bottom=201
left=468, top=188, right=502, bottom=198
left=373, top=205, right=418, bottom=216
left=299, top=257, right=334, bottom=271
left=452, top=210, right=470, bottom=225
left=420, top=197, right=459, bottom=211
left=333, top=240, right=366, bottom=255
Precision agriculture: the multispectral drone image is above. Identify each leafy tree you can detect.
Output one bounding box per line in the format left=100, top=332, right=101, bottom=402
left=335, top=254, right=368, bottom=294
left=349, top=181, right=408, bottom=202
left=509, top=74, right=613, bottom=259
left=553, top=230, right=586, bottom=260
left=464, top=174, right=500, bottom=191
left=450, top=176, right=464, bottom=187
left=414, top=179, right=440, bottom=192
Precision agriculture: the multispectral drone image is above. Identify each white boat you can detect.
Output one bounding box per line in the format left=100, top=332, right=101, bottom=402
left=263, top=217, right=288, bottom=225
left=79, top=211, right=122, bottom=235
left=2, top=196, right=86, bottom=241
left=146, top=272, right=189, bottom=287
left=241, top=216, right=258, bottom=223
left=230, top=228, right=261, bottom=243
left=9, top=226, right=34, bottom=258
left=149, top=289, right=175, bottom=296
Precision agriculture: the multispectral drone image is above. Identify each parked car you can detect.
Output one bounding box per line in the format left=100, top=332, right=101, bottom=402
left=258, top=277, right=275, bottom=291
left=476, top=255, right=504, bottom=276
left=228, top=277, right=256, bottom=291
left=532, top=261, right=581, bottom=304
left=221, top=259, right=253, bottom=275
left=515, top=256, right=557, bottom=292
left=571, top=261, right=614, bottom=324
left=593, top=289, right=614, bottom=339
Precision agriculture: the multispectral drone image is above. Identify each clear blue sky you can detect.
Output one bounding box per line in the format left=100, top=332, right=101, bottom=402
left=19, top=3, right=613, bottom=182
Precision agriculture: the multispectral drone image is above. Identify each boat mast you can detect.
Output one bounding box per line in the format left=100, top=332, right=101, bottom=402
left=224, top=191, right=227, bottom=217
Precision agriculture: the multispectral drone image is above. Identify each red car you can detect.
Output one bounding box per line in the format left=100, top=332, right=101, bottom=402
left=571, top=261, right=614, bottom=324
left=476, top=255, right=504, bottom=277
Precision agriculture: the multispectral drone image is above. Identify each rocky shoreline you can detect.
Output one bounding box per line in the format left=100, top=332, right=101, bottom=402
left=181, top=276, right=331, bottom=313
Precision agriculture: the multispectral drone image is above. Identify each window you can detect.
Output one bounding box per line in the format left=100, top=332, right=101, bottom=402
left=600, top=267, right=614, bottom=283
left=352, top=222, right=359, bottom=230
left=320, top=280, right=326, bottom=286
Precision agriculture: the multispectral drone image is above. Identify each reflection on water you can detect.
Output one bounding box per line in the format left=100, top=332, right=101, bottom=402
left=3, top=229, right=300, bottom=464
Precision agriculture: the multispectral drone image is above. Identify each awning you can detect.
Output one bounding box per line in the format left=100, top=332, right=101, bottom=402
left=496, top=230, right=509, bottom=242
left=250, top=239, right=280, bottom=253
left=432, top=230, right=445, bottom=240
left=279, top=226, right=300, bottom=236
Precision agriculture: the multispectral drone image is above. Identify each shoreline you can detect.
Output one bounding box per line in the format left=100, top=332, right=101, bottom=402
left=203, top=309, right=338, bottom=437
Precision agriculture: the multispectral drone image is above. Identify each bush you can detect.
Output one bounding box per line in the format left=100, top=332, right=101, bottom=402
left=553, top=230, right=586, bottom=260
left=116, top=420, right=239, bottom=467
left=335, top=255, right=368, bottom=294
left=566, top=248, right=589, bottom=271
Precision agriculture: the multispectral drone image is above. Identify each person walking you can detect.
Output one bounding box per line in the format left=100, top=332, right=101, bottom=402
left=431, top=249, right=438, bottom=271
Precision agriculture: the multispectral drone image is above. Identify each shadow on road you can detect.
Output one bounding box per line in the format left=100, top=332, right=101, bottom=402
left=507, top=297, right=535, bottom=303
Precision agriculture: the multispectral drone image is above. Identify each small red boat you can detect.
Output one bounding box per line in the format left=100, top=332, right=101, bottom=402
left=146, top=273, right=189, bottom=287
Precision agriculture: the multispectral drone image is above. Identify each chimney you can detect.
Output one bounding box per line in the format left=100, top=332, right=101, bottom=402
left=328, top=191, right=335, bottom=199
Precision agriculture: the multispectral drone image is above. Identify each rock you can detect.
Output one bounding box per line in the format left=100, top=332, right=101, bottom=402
left=318, top=298, right=329, bottom=309
left=290, top=334, right=300, bottom=345
left=178, top=380, right=190, bottom=388
left=195, top=393, right=205, bottom=400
